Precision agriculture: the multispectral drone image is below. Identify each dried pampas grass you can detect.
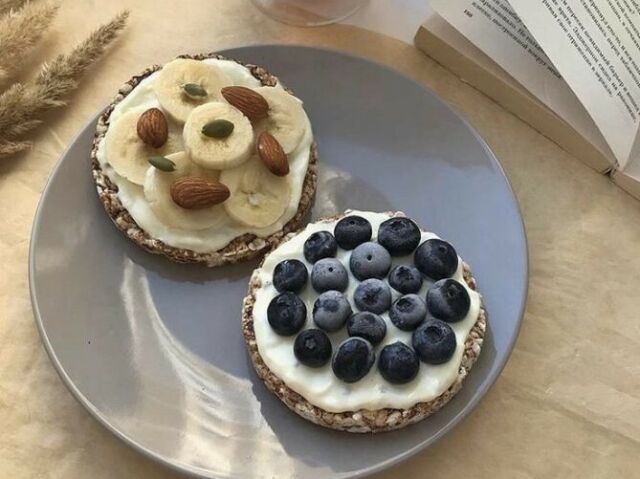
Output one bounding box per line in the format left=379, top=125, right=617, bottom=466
left=0, top=10, right=129, bottom=158
left=0, top=0, right=28, bottom=16
left=0, top=2, right=59, bottom=85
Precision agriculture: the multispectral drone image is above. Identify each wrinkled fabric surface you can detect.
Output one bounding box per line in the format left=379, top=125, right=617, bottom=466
left=1, top=1, right=639, bottom=478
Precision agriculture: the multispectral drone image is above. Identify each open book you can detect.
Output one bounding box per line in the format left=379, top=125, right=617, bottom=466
left=415, top=0, right=640, bottom=199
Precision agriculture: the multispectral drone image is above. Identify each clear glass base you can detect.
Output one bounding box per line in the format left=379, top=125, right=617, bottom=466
left=250, top=0, right=369, bottom=27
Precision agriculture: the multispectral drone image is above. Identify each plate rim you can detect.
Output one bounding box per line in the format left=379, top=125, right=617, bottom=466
left=29, top=43, right=529, bottom=479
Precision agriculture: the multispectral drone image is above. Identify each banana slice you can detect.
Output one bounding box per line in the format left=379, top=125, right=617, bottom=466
left=220, top=155, right=291, bottom=228
left=144, top=151, right=227, bottom=230
left=253, top=86, right=306, bottom=154
left=183, top=101, right=254, bottom=170
left=105, top=108, right=183, bottom=185
left=153, top=59, right=231, bottom=123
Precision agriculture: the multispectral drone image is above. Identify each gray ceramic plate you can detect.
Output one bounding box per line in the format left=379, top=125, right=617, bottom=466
left=30, top=45, right=528, bottom=478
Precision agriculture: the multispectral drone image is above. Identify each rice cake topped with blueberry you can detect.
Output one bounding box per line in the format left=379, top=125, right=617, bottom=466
left=91, top=53, right=317, bottom=267
left=242, top=210, right=486, bottom=432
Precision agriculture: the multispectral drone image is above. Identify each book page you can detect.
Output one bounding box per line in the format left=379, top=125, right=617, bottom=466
left=508, top=0, right=640, bottom=169
left=430, top=0, right=616, bottom=165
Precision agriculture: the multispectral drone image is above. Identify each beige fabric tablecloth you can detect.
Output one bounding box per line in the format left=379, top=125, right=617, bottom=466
left=1, top=1, right=639, bottom=477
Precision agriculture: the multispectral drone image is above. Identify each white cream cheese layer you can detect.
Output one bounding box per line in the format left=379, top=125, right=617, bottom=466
left=96, top=59, right=313, bottom=253
left=252, top=211, right=481, bottom=412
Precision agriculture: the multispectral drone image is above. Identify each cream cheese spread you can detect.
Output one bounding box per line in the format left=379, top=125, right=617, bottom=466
left=252, top=211, right=481, bottom=412
left=96, top=59, right=313, bottom=253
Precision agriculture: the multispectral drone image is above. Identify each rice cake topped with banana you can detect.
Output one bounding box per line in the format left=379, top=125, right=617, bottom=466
left=242, top=211, right=486, bottom=432
left=91, top=53, right=317, bottom=266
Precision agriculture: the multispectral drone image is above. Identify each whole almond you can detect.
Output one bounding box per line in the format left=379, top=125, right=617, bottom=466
left=137, top=108, right=168, bottom=148
left=257, top=132, right=289, bottom=176
left=170, top=176, right=230, bottom=209
left=221, top=86, right=269, bottom=122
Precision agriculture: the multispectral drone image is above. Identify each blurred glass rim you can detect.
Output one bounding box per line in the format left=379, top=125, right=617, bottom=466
left=250, top=0, right=369, bottom=27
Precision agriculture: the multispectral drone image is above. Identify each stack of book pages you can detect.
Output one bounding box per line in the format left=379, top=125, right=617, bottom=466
left=415, top=0, right=640, bottom=199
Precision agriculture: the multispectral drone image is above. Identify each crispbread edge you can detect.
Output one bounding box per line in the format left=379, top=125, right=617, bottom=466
left=90, top=53, right=318, bottom=267
left=242, top=211, right=486, bottom=433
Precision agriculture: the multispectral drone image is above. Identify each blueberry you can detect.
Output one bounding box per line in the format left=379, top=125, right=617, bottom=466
left=377, top=217, right=421, bottom=256
left=388, top=265, right=423, bottom=294
left=267, top=292, right=306, bottom=336
left=311, top=258, right=348, bottom=292
left=313, top=290, right=352, bottom=332
left=293, top=329, right=332, bottom=367
left=414, top=238, right=458, bottom=280
left=303, top=231, right=337, bottom=263
left=349, top=242, right=391, bottom=280
left=378, top=342, right=420, bottom=384
left=347, top=311, right=387, bottom=345
left=332, top=337, right=375, bottom=383
left=334, top=215, right=372, bottom=250
left=426, top=278, right=470, bottom=322
left=412, top=319, right=456, bottom=364
left=353, top=278, right=392, bottom=314
left=389, top=294, right=427, bottom=331
left=273, top=259, right=308, bottom=293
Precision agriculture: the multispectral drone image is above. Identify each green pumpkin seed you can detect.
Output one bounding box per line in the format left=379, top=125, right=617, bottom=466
left=148, top=156, right=176, bottom=172
left=201, top=119, right=234, bottom=139
left=182, top=83, right=207, bottom=99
